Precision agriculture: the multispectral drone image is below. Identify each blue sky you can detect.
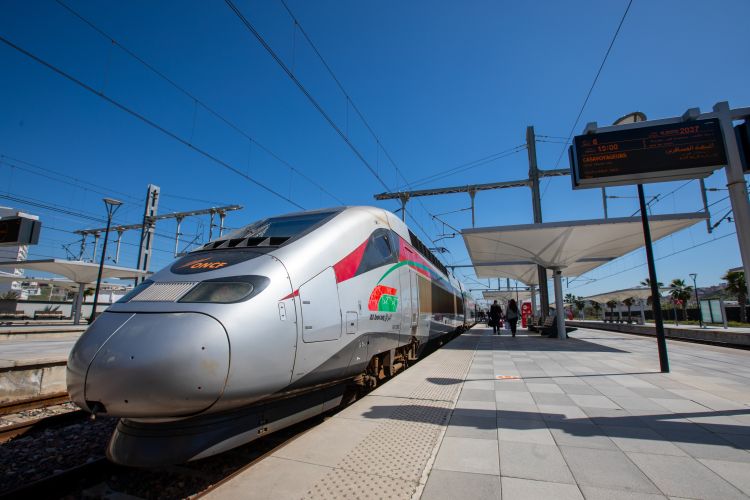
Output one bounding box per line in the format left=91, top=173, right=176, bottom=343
left=0, top=0, right=748, bottom=297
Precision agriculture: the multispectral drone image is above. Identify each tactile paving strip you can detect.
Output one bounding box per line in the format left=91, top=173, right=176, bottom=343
left=302, top=335, right=478, bottom=499
left=305, top=468, right=415, bottom=500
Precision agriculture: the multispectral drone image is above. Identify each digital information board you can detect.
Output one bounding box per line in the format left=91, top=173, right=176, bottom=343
left=0, top=217, right=41, bottom=247
left=570, top=118, right=728, bottom=189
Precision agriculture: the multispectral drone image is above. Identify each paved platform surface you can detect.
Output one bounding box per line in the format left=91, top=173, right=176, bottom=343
left=0, top=339, right=74, bottom=368
left=572, top=319, right=750, bottom=334
left=207, top=326, right=750, bottom=499
left=0, top=324, right=84, bottom=368
left=0, top=321, right=82, bottom=332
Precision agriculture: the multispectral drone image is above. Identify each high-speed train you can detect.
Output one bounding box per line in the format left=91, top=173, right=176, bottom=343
left=67, top=206, right=476, bottom=466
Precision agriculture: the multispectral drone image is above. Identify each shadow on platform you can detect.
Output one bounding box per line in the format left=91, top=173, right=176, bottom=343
left=426, top=371, right=659, bottom=386
left=447, top=332, right=628, bottom=353
left=361, top=404, right=750, bottom=450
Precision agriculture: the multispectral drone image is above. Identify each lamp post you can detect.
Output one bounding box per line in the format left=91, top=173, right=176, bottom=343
left=689, top=272, right=703, bottom=328
left=89, top=198, right=122, bottom=322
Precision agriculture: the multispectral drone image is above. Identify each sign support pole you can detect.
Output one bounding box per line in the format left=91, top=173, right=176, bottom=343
left=638, top=184, right=669, bottom=372
left=714, top=102, right=750, bottom=301
left=527, top=126, right=550, bottom=318
left=552, top=268, right=566, bottom=339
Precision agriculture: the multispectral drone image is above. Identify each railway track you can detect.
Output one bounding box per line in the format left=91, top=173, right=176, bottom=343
left=0, top=393, right=70, bottom=416
left=0, top=408, right=85, bottom=443
left=0, top=394, right=80, bottom=444
left=0, top=413, right=326, bottom=500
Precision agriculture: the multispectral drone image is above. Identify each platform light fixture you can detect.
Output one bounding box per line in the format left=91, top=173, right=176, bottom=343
left=90, top=198, right=123, bottom=322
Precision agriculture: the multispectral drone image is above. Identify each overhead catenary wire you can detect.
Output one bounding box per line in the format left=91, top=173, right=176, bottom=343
left=279, top=1, right=487, bottom=254
left=0, top=33, right=305, bottom=211
left=552, top=0, right=633, bottom=169
left=276, top=0, right=486, bottom=250
left=0, top=192, right=189, bottom=243
left=53, top=0, right=342, bottom=207
left=399, top=144, right=527, bottom=190
left=542, top=0, right=634, bottom=200
left=0, top=193, right=110, bottom=224
left=227, top=0, right=449, bottom=251
left=568, top=231, right=737, bottom=291
left=629, top=180, right=695, bottom=216
left=1, top=154, right=144, bottom=205
left=276, top=0, right=414, bottom=192
left=44, top=225, right=181, bottom=256
left=224, top=0, right=389, bottom=194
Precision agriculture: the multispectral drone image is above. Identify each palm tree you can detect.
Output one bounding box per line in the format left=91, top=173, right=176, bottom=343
left=668, top=279, right=693, bottom=321
left=606, top=300, right=618, bottom=322
left=574, top=297, right=586, bottom=319
left=722, top=270, right=747, bottom=323
left=623, top=297, right=635, bottom=323
left=592, top=302, right=602, bottom=321
left=640, top=278, right=664, bottom=306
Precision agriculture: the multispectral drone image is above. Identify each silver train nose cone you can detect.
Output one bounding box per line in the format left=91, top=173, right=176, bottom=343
left=67, top=312, right=230, bottom=417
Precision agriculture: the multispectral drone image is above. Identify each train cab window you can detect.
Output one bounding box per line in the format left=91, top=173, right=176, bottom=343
left=357, top=229, right=397, bottom=275
left=223, top=211, right=338, bottom=241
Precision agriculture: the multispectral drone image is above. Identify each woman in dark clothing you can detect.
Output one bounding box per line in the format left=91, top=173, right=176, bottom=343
left=489, top=300, right=503, bottom=335
left=506, top=299, right=519, bottom=337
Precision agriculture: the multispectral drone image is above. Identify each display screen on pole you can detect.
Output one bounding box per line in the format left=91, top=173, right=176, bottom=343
left=570, top=118, right=727, bottom=189
left=0, top=217, right=42, bottom=246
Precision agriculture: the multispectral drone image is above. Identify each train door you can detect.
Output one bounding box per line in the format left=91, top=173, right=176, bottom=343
left=398, top=267, right=412, bottom=344
left=410, top=271, right=419, bottom=335
left=299, top=267, right=342, bottom=342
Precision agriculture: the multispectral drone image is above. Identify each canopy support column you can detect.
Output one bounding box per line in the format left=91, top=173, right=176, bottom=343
left=530, top=284, right=537, bottom=317
left=552, top=268, right=566, bottom=339
left=639, top=299, right=646, bottom=325
left=73, top=283, right=85, bottom=325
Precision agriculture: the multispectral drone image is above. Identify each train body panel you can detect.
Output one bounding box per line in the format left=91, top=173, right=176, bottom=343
left=66, top=206, right=476, bottom=465
left=84, top=312, right=229, bottom=417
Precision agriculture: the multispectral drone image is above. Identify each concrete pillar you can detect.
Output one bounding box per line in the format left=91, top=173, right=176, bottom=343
left=639, top=299, right=646, bottom=325
left=530, top=284, right=537, bottom=317
left=553, top=269, right=566, bottom=339
left=73, top=284, right=85, bottom=325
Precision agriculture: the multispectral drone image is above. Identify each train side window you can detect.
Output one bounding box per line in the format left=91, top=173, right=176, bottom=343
left=357, top=230, right=397, bottom=275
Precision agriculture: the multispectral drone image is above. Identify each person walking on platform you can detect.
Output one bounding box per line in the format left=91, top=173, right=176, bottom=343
left=489, top=300, right=503, bottom=335
left=506, top=299, right=520, bottom=337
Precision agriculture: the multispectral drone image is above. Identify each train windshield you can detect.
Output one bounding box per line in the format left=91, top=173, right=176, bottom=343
left=224, top=211, right=338, bottom=240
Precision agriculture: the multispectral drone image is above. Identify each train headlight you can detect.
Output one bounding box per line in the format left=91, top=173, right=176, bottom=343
left=178, top=276, right=269, bottom=304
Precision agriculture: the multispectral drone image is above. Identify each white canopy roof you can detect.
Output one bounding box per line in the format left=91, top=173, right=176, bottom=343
left=0, top=274, right=80, bottom=290
left=0, top=259, right=148, bottom=284
left=482, top=290, right=533, bottom=302
left=584, top=287, right=666, bottom=304
left=462, top=213, right=705, bottom=285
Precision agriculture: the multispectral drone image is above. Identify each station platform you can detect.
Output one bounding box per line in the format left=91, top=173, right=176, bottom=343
left=568, top=319, right=750, bottom=347
left=0, top=333, right=76, bottom=405
left=206, top=325, right=750, bottom=500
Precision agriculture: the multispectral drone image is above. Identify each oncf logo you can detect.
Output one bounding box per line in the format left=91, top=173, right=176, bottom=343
left=171, top=250, right=258, bottom=275
left=177, top=257, right=229, bottom=270
left=369, top=285, right=398, bottom=312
